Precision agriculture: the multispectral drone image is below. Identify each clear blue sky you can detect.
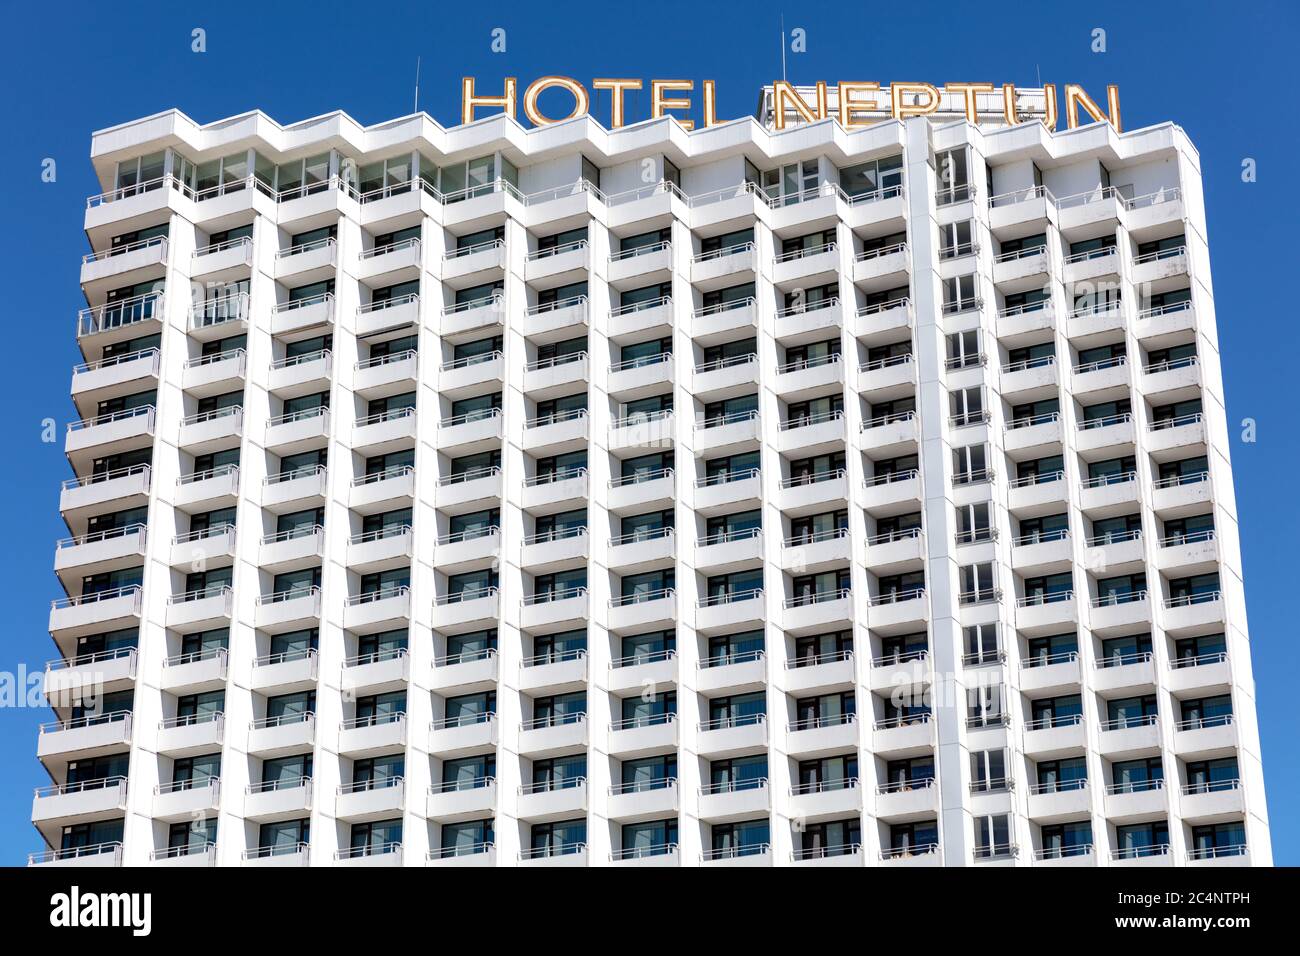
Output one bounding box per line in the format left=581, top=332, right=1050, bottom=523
left=0, top=0, right=1295, bottom=866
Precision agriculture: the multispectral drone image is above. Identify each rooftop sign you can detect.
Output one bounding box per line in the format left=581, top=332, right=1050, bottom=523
left=461, top=79, right=1122, bottom=132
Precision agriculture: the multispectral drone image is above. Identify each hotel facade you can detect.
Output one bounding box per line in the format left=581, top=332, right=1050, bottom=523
left=32, top=87, right=1271, bottom=867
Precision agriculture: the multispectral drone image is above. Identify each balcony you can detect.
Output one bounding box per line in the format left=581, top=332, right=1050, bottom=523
left=31, top=777, right=128, bottom=827
left=165, top=586, right=233, bottom=630
left=1093, top=653, right=1157, bottom=694
left=606, top=526, right=675, bottom=572
left=64, top=406, right=155, bottom=467
left=696, top=651, right=767, bottom=694
left=54, top=524, right=147, bottom=582
left=697, top=525, right=764, bottom=573
left=439, top=351, right=503, bottom=398
left=521, top=468, right=587, bottom=511
left=334, top=843, right=403, bottom=867
left=520, top=587, right=589, bottom=630
left=1015, top=592, right=1077, bottom=635
left=608, top=240, right=672, bottom=287
left=1004, top=412, right=1061, bottom=455
left=786, top=651, right=855, bottom=695
left=156, top=712, right=224, bottom=757
left=50, top=586, right=142, bottom=638
left=856, top=354, right=915, bottom=401
left=265, top=350, right=331, bottom=399
left=353, top=351, right=418, bottom=395
left=258, top=525, right=323, bottom=572
left=774, top=241, right=839, bottom=289
left=692, top=354, right=758, bottom=399
left=785, top=713, right=859, bottom=758
left=78, top=291, right=163, bottom=346
left=518, top=649, right=588, bottom=695
left=879, top=842, right=941, bottom=867
left=996, top=301, right=1055, bottom=342
left=522, top=296, right=588, bottom=342
left=341, top=648, right=410, bottom=696
left=690, top=242, right=755, bottom=289
left=607, top=779, right=679, bottom=822
left=1089, top=591, right=1151, bottom=633
left=872, top=713, right=935, bottom=756
left=243, top=778, right=313, bottom=822
left=1098, top=715, right=1161, bottom=757
left=273, top=236, right=336, bottom=282
left=359, top=236, right=423, bottom=283
left=1167, top=652, right=1231, bottom=695
left=608, top=713, right=679, bottom=758
left=874, top=777, right=937, bottom=821
left=1103, top=779, right=1168, bottom=821
left=1020, top=711, right=1087, bottom=760
left=192, top=235, right=253, bottom=280
left=264, top=407, right=330, bottom=455
left=608, top=410, right=674, bottom=455
left=357, top=294, right=419, bottom=337
left=690, top=299, right=756, bottom=345
left=518, top=843, right=588, bottom=867
left=160, top=647, right=229, bottom=694
left=701, top=844, right=772, bottom=867
left=859, top=411, right=918, bottom=456
left=72, top=347, right=160, bottom=402
left=254, top=587, right=321, bottom=631
left=427, top=844, right=497, bottom=867
left=1180, top=779, right=1245, bottom=823
left=343, top=586, right=411, bottom=633
left=854, top=241, right=909, bottom=286
left=338, top=712, right=408, bottom=758
left=37, top=712, right=133, bottom=760
left=782, top=588, right=853, bottom=633
left=1011, top=530, right=1072, bottom=575
left=862, top=527, right=921, bottom=574
left=426, top=777, right=497, bottom=822
left=695, top=714, right=768, bottom=758
left=61, top=463, right=151, bottom=516
left=867, top=651, right=929, bottom=695
left=348, top=525, right=414, bottom=574
left=29, top=842, right=123, bottom=868
left=246, top=713, right=316, bottom=758
left=695, top=589, right=765, bottom=632
left=441, top=293, right=504, bottom=339
left=697, top=778, right=770, bottom=821
left=608, top=297, right=673, bottom=342
left=1071, top=355, right=1130, bottom=397
left=693, top=468, right=761, bottom=514
left=81, top=235, right=168, bottom=288
left=518, top=713, right=588, bottom=757
left=607, top=588, right=677, bottom=631
left=1136, top=300, right=1196, bottom=345
left=775, top=410, right=845, bottom=456
left=353, top=407, right=416, bottom=455
left=1026, top=780, right=1091, bottom=822
left=438, top=408, right=502, bottom=454
left=1173, top=714, right=1238, bottom=757
left=774, top=300, right=842, bottom=343
left=1147, top=413, right=1206, bottom=457
left=270, top=292, right=334, bottom=337
left=861, top=469, right=920, bottom=513
left=524, top=239, right=585, bottom=285
left=992, top=245, right=1050, bottom=287
left=44, top=647, right=137, bottom=702
left=429, top=712, right=498, bottom=757
left=250, top=648, right=319, bottom=694
left=853, top=298, right=912, bottom=343
left=866, top=588, right=929, bottom=632
left=516, top=778, right=588, bottom=821
left=607, top=649, right=677, bottom=694
left=524, top=353, right=587, bottom=399
left=693, top=410, right=760, bottom=453
left=242, top=843, right=311, bottom=868
left=433, top=588, right=500, bottom=631
left=352, top=465, right=417, bottom=513
left=775, top=353, right=843, bottom=401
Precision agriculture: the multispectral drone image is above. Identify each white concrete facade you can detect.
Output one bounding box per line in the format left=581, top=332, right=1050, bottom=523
left=32, top=97, right=1271, bottom=867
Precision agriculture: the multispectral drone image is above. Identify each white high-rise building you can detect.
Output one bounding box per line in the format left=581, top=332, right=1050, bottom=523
left=32, top=90, right=1271, bottom=867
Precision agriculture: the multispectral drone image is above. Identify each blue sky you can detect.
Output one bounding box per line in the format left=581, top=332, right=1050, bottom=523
left=0, top=0, right=1295, bottom=865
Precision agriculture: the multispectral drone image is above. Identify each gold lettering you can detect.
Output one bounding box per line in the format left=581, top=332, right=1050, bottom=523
left=891, top=82, right=941, bottom=120
left=651, top=79, right=694, bottom=130
left=593, top=78, right=643, bottom=129
left=461, top=76, right=517, bottom=125
left=522, top=76, right=590, bottom=126
left=945, top=82, right=996, bottom=124
left=1065, top=83, right=1119, bottom=130
left=702, top=80, right=721, bottom=127
left=772, top=80, right=819, bottom=130
left=837, top=82, right=880, bottom=129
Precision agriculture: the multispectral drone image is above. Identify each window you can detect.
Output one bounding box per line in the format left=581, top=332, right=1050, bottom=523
left=949, top=386, right=985, bottom=426
left=706, top=629, right=764, bottom=667
left=939, top=220, right=974, bottom=258
left=959, top=563, right=996, bottom=604
left=1111, top=757, right=1163, bottom=793
left=952, top=444, right=989, bottom=485
left=973, top=814, right=1013, bottom=858
left=946, top=330, right=981, bottom=369
left=839, top=154, right=902, bottom=197
left=935, top=147, right=970, bottom=203
left=1040, top=821, right=1093, bottom=859
left=1115, top=821, right=1169, bottom=859
left=967, top=683, right=1004, bottom=728
left=970, top=749, right=1008, bottom=792
left=956, top=503, right=992, bottom=544
left=964, top=624, right=1000, bottom=665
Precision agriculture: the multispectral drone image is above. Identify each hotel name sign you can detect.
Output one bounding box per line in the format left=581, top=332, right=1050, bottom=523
left=461, top=78, right=1123, bottom=132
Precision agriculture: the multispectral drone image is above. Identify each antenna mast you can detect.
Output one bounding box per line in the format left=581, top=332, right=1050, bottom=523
left=414, top=56, right=422, bottom=113
left=780, top=15, right=787, bottom=82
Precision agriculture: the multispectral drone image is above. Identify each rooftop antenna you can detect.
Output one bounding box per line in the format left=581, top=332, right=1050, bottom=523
left=780, top=14, right=787, bottom=82
left=1035, top=63, right=1041, bottom=88
left=414, top=56, right=422, bottom=114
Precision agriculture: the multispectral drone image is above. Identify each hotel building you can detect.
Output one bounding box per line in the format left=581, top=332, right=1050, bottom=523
left=31, top=87, right=1271, bottom=866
